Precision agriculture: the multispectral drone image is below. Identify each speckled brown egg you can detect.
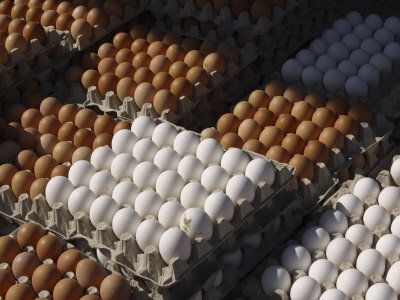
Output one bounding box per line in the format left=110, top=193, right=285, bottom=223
left=76, top=258, right=107, bottom=289
left=32, top=263, right=63, bottom=293
left=238, top=119, right=262, bottom=142
left=12, top=252, right=40, bottom=279
left=266, top=145, right=291, bottom=163
left=281, top=134, right=306, bottom=155
left=92, top=133, right=112, bottom=148
left=5, top=283, right=35, bottom=300
left=153, top=89, right=178, bottom=115
left=0, top=236, right=21, bottom=264
left=8, top=19, right=26, bottom=34
left=319, top=127, right=345, bottom=150
left=36, top=234, right=65, bottom=261
left=23, top=21, right=46, bottom=44
left=34, top=155, right=57, bottom=178
left=72, top=146, right=92, bottom=163
left=259, top=126, right=284, bottom=149
left=86, top=7, right=108, bottom=28
left=74, top=108, right=97, bottom=129
left=133, top=67, right=154, bottom=84
left=283, top=86, right=305, bottom=104
left=325, top=95, right=348, bottom=116
left=39, top=97, right=61, bottom=116
left=169, top=61, right=189, bottom=79
left=248, top=90, right=270, bottom=109
left=295, top=121, right=321, bottom=142
left=98, top=43, right=117, bottom=59
left=347, top=101, right=373, bottom=124
left=15, top=149, right=38, bottom=171
left=56, top=248, right=85, bottom=273
left=100, top=274, right=131, bottom=300
left=81, top=69, right=100, bottom=90
left=147, top=41, right=167, bottom=58
left=0, top=163, right=18, bottom=185
left=113, top=32, right=132, bottom=50
left=203, top=53, right=226, bottom=74
left=30, top=177, right=48, bottom=198
left=40, top=10, right=58, bottom=27
left=56, top=13, right=74, bottom=31
left=253, top=108, right=277, bottom=127
left=98, top=73, right=119, bottom=96
left=288, top=154, right=314, bottom=180
left=38, top=115, right=62, bottom=135
left=131, top=39, right=149, bottom=55
left=115, top=48, right=134, bottom=64
left=170, top=77, right=193, bottom=98
left=291, top=101, right=314, bottom=121
left=311, top=107, right=336, bottom=129
left=53, top=141, right=76, bottom=163
left=58, top=104, right=80, bottom=124
left=216, top=113, right=240, bottom=135
left=220, top=132, right=244, bottom=149
left=242, top=139, right=267, bottom=155
left=116, top=77, right=137, bottom=100
left=11, top=170, right=36, bottom=197
left=268, top=96, right=292, bottom=115
left=73, top=128, right=95, bottom=147
left=334, top=115, right=359, bottom=137
left=264, top=80, right=285, bottom=98
left=304, top=91, right=326, bottom=109
left=152, top=72, right=173, bottom=91
left=303, top=140, right=330, bottom=164
left=132, top=52, right=151, bottom=69
left=275, top=114, right=299, bottom=134
left=201, top=128, right=221, bottom=141
left=233, top=101, right=256, bottom=120
left=0, top=269, right=14, bottom=298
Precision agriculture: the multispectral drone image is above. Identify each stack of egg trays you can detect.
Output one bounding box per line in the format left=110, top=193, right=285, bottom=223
left=229, top=146, right=400, bottom=300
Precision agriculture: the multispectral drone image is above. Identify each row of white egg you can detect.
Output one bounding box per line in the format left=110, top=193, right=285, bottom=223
left=260, top=158, right=400, bottom=299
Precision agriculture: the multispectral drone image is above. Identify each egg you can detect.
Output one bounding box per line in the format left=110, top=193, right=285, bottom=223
left=301, top=66, right=323, bottom=88
left=136, top=219, right=164, bottom=251
left=281, top=59, right=303, bottom=83
left=36, top=234, right=65, bottom=262
left=356, top=248, right=385, bottom=277
left=309, top=38, right=328, bottom=56
left=366, top=283, right=397, bottom=300
left=363, top=204, right=391, bottom=232
left=322, top=28, right=340, bottom=43
left=45, top=175, right=74, bottom=207
left=323, top=69, right=346, bottom=93
left=374, top=28, right=394, bottom=47
left=5, top=283, right=36, bottom=300
left=377, top=186, right=400, bottom=213
left=386, top=260, right=400, bottom=293
left=179, top=182, right=208, bottom=209
left=157, top=227, right=192, bottom=264
left=335, top=193, right=363, bottom=217
left=0, top=236, right=21, bottom=264
left=203, top=191, right=234, bottom=222
left=233, top=101, right=257, bottom=120
left=253, top=108, right=277, bottom=127
left=196, top=138, right=224, bottom=166
left=315, top=54, right=337, bottom=73
left=261, top=265, right=291, bottom=294
left=90, top=145, right=115, bottom=171
left=359, top=63, right=380, bottom=86
left=99, top=274, right=131, bottom=300
left=11, top=170, right=36, bottom=197
left=370, top=53, right=392, bottom=74
left=173, top=131, right=199, bottom=156
left=152, top=72, right=173, bottom=90
left=259, top=126, right=284, bottom=149
left=391, top=215, right=400, bottom=237
left=384, top=16, right=400, bottom=35
left=66, top=186, right=95, bottom=217
left=176, top=155, right=203, bottom=183
left=89, top=170, right=117, bottom=196
left=201, top=128, right=222, bottom=141
left=180, top=207, right=213, bottom=240
left=308, top=259, right=338, bottom=285
left=353, top=177, right=380, bottom=201
left=225, top=174, right=255, bottom=204
left=76, top=258, right=107, bottom=289
left=290, top=276, right=321, bottom=300
left=220, top=148, right=250, bottom=175
left=301, top=226, right=330, bottom=252
left=353, top=23, right=373, bottom=40
left=68, top=160, right=96, bottom=187
left=345, top=224, right=373, bottom=248
left=288, top=155, right=315, bottom=180
left=0, top=269, right=14, bottom=298
left=327, top=42, right=349, bottom=62
left=284, top=86, right=305, bottom=104
left=326, top=237, right=357, bottom=267
left=158, top=201, right=185, bottom=228
left=342, top=33, right=361, bottom=51
left=264, top=80, right=285, bottom=98
left=336, top=268, right=368, bottom=297
left=52, top=278, right=83, bottom=300
left=110, top=207, right=141, bottom=239
left=131, top=162, right=160, bottom=190
left=275, top=114, right=299, bottom=134
left=266, top=145, right=291, bottom=163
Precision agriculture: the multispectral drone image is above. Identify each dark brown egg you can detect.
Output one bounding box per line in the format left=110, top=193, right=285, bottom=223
left=42, top=0, right=58, bottom=10
left=11, top=170, right=36, bottom=197
left=233, top=101, right=256, bottom=120
left=53, top=141, right=76, bottom=163
left=259, top=126, right=285, bottom=149
left=100, top=274, right=131, bottom=300
left=319, top=127, right=345, bottom=150
left=76, top=258, right=107, bottom=289
left=113, top=120, right=131, bottom=134
left=0, top=163, right=18, bottom=185
left=220, top=132, right=244, bottom=149
left=249, top=0, right=272, bottom=22
left=16, top=222, right=45, bottom=249
left=11, top=4, right=28, bottom=19
left=131, top=38, right=149, bottom=55
left=326, top=95, right=348, bottom=116
left=248, top=90, right=270, bottom=108
left=92, top=133, right=112, bottom=148
left=23, top=21, right=46, bottom=44
left=311, top=107, right=336, bottom=129
left=98, top=43, right=117, bottom=59
left=216, top=113, right=240, bottom=135
left=281, top=134, right=306, bottom=155
left=40, top=10, right=58, bottom=27
left=0, top=236, right=21, bottom=264
left=295, top=121, right=321, bottom=142
left=36, top=234, right=65, bottom=261
left=238, top=119, right=262, bottom=142
left=170, top=77, right=193, bottom=98
left=0, top=0, right=12, bottom=14
left=38, top=115, right=61, bottom=135
left=58, top=104, right=80, bottom=124
left=288, top=154, right=315, bottom=180
left=264, top=80, right=285, bottom=98
left=15, top=149, right=38, bottom=171
left=153, top=89, right=178, bottom=115
left=347, top=101, right=373, bottom=124
left=113, top=32, right=132, bottom=50
left=0, top=14, right=11, bottom=31
left=34, top=155, right=57, bottom=178
left=116, top=77, right=137, bottom=100
left=73, top=128, right=95, bottom=147
left=129, top=24, right=147, bottom=40
left=266, top=145, right=291, bottom=163
left=242, top=139, right=267, bottom=155
left=93, top=115, right=116, bottom=135
left=275, top=114, right=299, bottom=134
left=269, top=96, right=292, bottom=115
left=5, top=283, right=35, bottom=300
left=30, top=177, right=48, bottom=198
left=0, top=269, right=14, bottom=298
left=201, top=128, right=222, bottom=141
left=133, top=67, right=154, bottom=84
left=39, top=97, right=62, bottom=116
left=75, top=109, right=97, bottom=130
left=53, top=278, right=83, bottom=300
left=147, top=41, right=167, bottom=58
left=25, top=7, right=43, bottom=23
left=146, top=29, right=164, bottom=43
left=57, top=248, right=85, bottom=274
left=12, top=252, right=40, bottom=279
left=56, top=13, right=74, bottom=31
left=304, top=91, right=326, bottom=109
left=303, top=140, right=330, bottom=164
left=291, top=101, right=314, bottom=121
left=334, top=115, right=359, bottom=137
left=72, top=146, right=92, bottom=163
left=21, top=108, right=43, bottom=128
left=86, top=8, right=108, bottom=28
left=169, top=61, right=189, bottom=79
left=253, top=108, right=277, bottom=127
left=32, top=263, right=63, bottom=293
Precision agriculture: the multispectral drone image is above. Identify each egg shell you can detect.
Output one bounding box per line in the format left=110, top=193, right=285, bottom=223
left=68, top=160, right=96, bottom=187
left=158, top=200, right=185, bottom=228
left=204, top=191, right=234, bottom=222
left=112, top=180, right=139, bottom=206
left=180, top=207, right=213, bottom=240
left=290, top=276, right=321, bottom=300
left=156, top=170, right=185, bottom=200
left=325, top=237, right=357, bottom=266
left=130, top=116, right=156, bottom=138
left=366, top=283, right=397, bottom=300
left=136, top=219, right=164, bottom=251
left=173, top=131, right=200, bottom=156
left=345, top=223, right=373, bottom=247
left=68, top=186, right=96, bottom=216
left=281, top=244, right=311, bottom=273
left=319, top=209, right=348, bottom=234
left=89, top=195, right=119, bottom=226
left=90, top=146, right=115, bottom=171
left=375, top=234, right=400, bottom=258
left=335, top=193, right=363, bottom=217
left=45, top=176, right=74, bottom=207
left=152, top=122, right=178, bottom=148
left=154, top=147, right=181, bottom=171
left=132, top=161, right=160, bottom=189
left=134, top=189, right=164, bottom=217
left=261, top=265, right=291, bottom=294
left=308, top=259, right=338, bottom=285
left=159, top=227, right=191, bottom=263
left=301, top=226, right=330, bottom=252
left=356, top=248, right=385, bottom=277
left=353, top=177, right=380, bottom=201
left=180, top=182, right=208, bottom=210
left=110, top=153, right=137, bottom=180
left=52, top=278, right=84, bottom=300
left=336, top=268, right=368, bottom=297
left=112, top=207, right=142, bottom=239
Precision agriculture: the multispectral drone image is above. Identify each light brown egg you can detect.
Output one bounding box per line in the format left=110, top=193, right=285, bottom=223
left=253, top=108, right=277, bottom=127
left=92, top=133, right=112, bottom=148
left=34, top=155, right=57, bottom=178
left=132, top=52, right=151, bottom=69
left=238, top=119, right=262, bottom=142
left=186, top=66, right=210, bottom=85
left=0, top=236, right=21, bottom=264
left=32, top=263, right=63, bottom=293
left=86, top=8, right=108, bottom=28
left=291, top=101, right=314, bottom=121
left=98, top=73, right=119, bottom=96
left=203, top=53, right=226, bottom=74
left=103, top=0, right=124, bottom=18
left=57, top=1, right=74, bottom=14
left=98, top=43, right=117, bottom=59
left=56, top=13, right=74, bottom=31
left=319, top=127, right=345, bottom=150
left=325, top=95, right=348, bottom=116
left=100, top=274, right=131, bottom=300
left=15, top=149, right=38, bottom=171
left=5, top=33, right=28, bottom=54
left=130, top=39, right=149, bottom=55
left=201, top=128, right=221, bottom=141
left=12, top=252, right=40, bottom=279
left=53, top=141, right=76, bottom=163
left=93, top=115, right=116, bottom=135
left=295, top=121, right=321, bottom=142
left=11, top=170, right=36, bottom=197
left=81, top=69, right=100, bottom=89
left=152, top=72, right=173, bottom=91
left=40, top=10, right=58, bottom=27
left=311, top=107, right=336, bottom=129
left=242, top=139, right=267, bottom=155
left=303, top=140, right=330, bottom=164
left=72, top=146, right=92, bottom=163
left=52, top=278, right=83, bottom=300
left=58, top=122, right=78, bottom=141
left=116, top=77, right=137, bottom=100
left=75, top=108, right=97, bottom=129
left=76, top=258, right=107, bottom=289
left=133, top=82, right=156, bottom=108
left=288, top=154, right=315, bottom=180
left=0, top=163, right=18, bottom=185
left=21, top=108, right=42, bottom=129
left=259, top=126, right=284, bottom=149
left=216, top=113, right=240, bottom=135
left=73, top=128, right=95, bottom=147
left=249, top=0, right=272, bottom=22
left=58, top=105, right=80, bottom=125
left=233, top=101, right=256, bottom=120
left=169, top=61, right=189, bottom=79
left=98, top=57, right=117, bottom=75
left=133, top=67, right=154, bottom=84
left=39, top=97, right=61, bottom=116
left=72, top=5, right=88, bottom=19
left=35, top=133, right=58, bottom=156
left=268, top=96, right=292, bottom=115
left=113, top=120, right=131, bottom=134
left=166, top=44, right=185, bottom=62
left=220, top=132, right=244, bottom=149
left=146, top=29, right=164, bottom=43
left=304, top=91, right=326, bottom=109
left=334, top=115, right=359, bottom=137
left=184, top=50, right=204, bottom=68
left=0, top=269, right=14, bottom=298
left=170, top=77, right=193, bottom=98
left=42, top=0, right=58, bottom=10
left=71, top=19, right=93, bottom=40
left=8, top=19, right=26, bottom=35
left=283, top=86, right=305, bottom=104
left=129, top=24, right=147, bottom=40
left=16, top=222, right=45, bottom=249
left=153, top=89, right=178, bottom=115
left=23, top=21, right=46, bottom=44
left=30, top=177, right=48, bottom=198
left=57, top=248, right=85, bottom=274
left=248, top=90, right=270, bottom=108
left=113, top=32, right=132, bottom=49
left=38, top=115, right=62, bottom=135
left=115, top=62, right=135, bottom=78
left=115, top=48, right=134, bottom=64
left=281, top=134, right=306, bottom=155
left=149, top=55, right=172, bottom=74
left=275, top=114, right=299, bottom=134
left=147, top=41, right=167, bottom=58
left=25, top=7, right=43, bottom=22
left=11, top=4, right=28, bottom=19
left=36, top=234, right=65, bottom=261
left=5, top=283, right=35, bottom=300
left=266, top=145, right=291, bottom=163
left=347, top=101, right=373, bottom=124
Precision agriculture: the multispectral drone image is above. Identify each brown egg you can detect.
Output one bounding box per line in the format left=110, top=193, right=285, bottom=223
left=181, top=37, right=201, bottom=52
left=73, top=128, right=95, bottom=148
left=162, top=32, right=181, bottom=47
left=0, top=236, right=21, bottom=264
left=76, top=258, right=107, bottom=289
left=134, top=82, right=156, bottom=108
left=98, top=43, right=117, bottom=59
left=36, top=234, right=65, bottom=261
left=15, top=149, right=38, bottom=171
left=102, top=0, right=123, bottom=18
left=153, top=89, right=178, bottom=115
left=5, top=283, right=35, bottom=300
left=283, top=86, right=305, bottom=104
left=266, top=145, right=291, bottom=163
left=326, top=95, right=348, bottom=116
left=291, top=101, right=314, bottom=121
left=116, top=77, right=137, bottom=100
left=58, top=104, right=80, bottom=124
left=56, top=248, right=85, bottom=274
left=0, top=1, right=12, bottom=14
left=304, top=91, right=326, bottom=109
left=275, top=114, right=299, bottom=134
left=81, top=295, right=101, bottom=300
left=93, top=115, right=116, bottom=135
left=220, top=132, right=244, bottom=149
left=0, top=29, right=7, bottom=44
left=71, top=19, right=92, bottom=40
left=268, top=96, right=292, bottom=115
left=249, top=0, right=272, bottom=22
left=133, top=67, right=154, bottom=84
left=113, top=120, right=131, bottom=134
left=311, top=107, right=336, bottom=129
left=147, top=41, right=167, bottom=58
left=281, top=134, right=306, bottom=155
left=319, top=127, right=345, bottom=150
left=81, top=69, right=100, bottom=89
left=42, top=0, right=58, bottom=10
left=20, top=108, right=42, bottom=129
left=11, top=4, right=28, bottom=19
left=169, top=61, right=189, bottom=79
left=11, top=170, right=36, bottom=197
left=288, top=154, right=315, bottom=180
left=165, top=44, right=185, bottom=62
left=56, top=13, right=74, bottom=31
left=53, top=141, right=76, bottom=163
left=39, top=97, right=61, bottom=116
left=238, top=119, right=262, bottom=142
left=12, top=252, right=40, bottom=279
left=72, top=146, right=92, bottom=163
left=58, top=122, right=78, bottom=141
left=184, top=50, right=204, bottom=68
left=253, top=108, right=277, bottom=127
left=16, top=222, right=45, bottom=249
left=57, top=1, right=74, bottom=14
left=98, top=57, right=117, bottom=75
left=115, top=62, right=135, bottom=79
left=334, top=115, right=359, bottom=137
left=74, top=109, right=97, bottom=129
left=351, top=153, right=365, bottom=169
left=98, top=73, right=119, bottom=96
left=233, top=101, right=256, bottom=120
left=35, top=133, right=58, bottom=156
left=216, top=113, right=240, bottom=135
left=0, top=163, right=18, bottom=185
left=170, top=77, right=193, bottom=98
left=34, top=155, right=57, bottom=178
left=100, top=274, right=131, bottom=300
left=149, top=55, right=172, bottom=74
left=113, top=32, right=132, bottom=50
left=0, top=140, right=21, bottom=163
left=8, top=19, right=26, bottom=34
left=259, top=126, right=284, bottom=149
left=303, top=140, right=330, bottom=164
left=32, top=263, right=63, bottom=293
left=86, top=8, right=108, bottom=28
left=242, top=139, right=267, bottom=155
left=30, top=177, right=48, bottom=198
left=130, top=39, right=149, bottom=55
left=38, top=115, right=61, bottom=135
left=201, top=128, right=222, bottom=141
left=5, top=32, right=28, bottom=53
left=186, top=66, right=210, bottom=86
left=152, top=72, right=173, bottom=91
left=199, top=40, right=218, bottom=56
left=203, top=53, right=226, bottom=74
left=295, top=121, right=321, bottom=142
left=129, top=24, right=147, bottom=40
left=72, top=5, right=89, bottom=19
left=0, top=14, right=11, bottom=31
left=52, top=278, right=83, bottom=300
left=23, top=21, right=46, bottom=44
left=115, top=48, right=134, bottom=64
left=0, top=269, right=14, bottom=298
left=347, top=101, right=373, bottom=124
left=25, top=7, right=43, bottom=22
left=92, top=133, right=112, bottom=148
left=132, top=52, right=151, bottom=69
left=146, top=29, right=164, bottom=43
left=40, top=10, right=58, bottom=27
left=248, top=90, right=270, bottom=109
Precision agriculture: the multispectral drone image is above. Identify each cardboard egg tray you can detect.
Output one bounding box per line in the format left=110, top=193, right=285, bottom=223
left=228, top=146, right=400, bottom=300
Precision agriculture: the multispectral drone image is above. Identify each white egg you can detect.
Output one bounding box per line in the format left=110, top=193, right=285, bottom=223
left=335, top=193, right=363, bottom=217
left=177, top=155, right=204, bottom=182
left=323, top=69, right=346, bottom=93
left=68, top=186, right=96, bottom=216
left=349, top=49, right=370, bottom=67
left=89, top=170, right=117, bottom=196
left=201, top=165, right=230, bottom=192
left=301, top=66, right=323, bottom=88
left=301, top=226, right=330, bottom=252
left=220, top=148, right=250, bottom=175
left=156, top=170, right=185, bottom=200
left=384, top=42, right=400, bottom=61
left=309, top=38, right=328, bottom=56
left=319, top=289, right=348, bottom=300
left=391, top=158, right=400, bottom=186
left=130, top=116, right=156, bottom=138
left=158, top=200, right=185, bottom=228
left=111, top=129, right=138, bottom=154
left=359, top=63, right=380, bottom=85
left=222, top=249, right=242, bottom=268
left=134, top=189, right=164, bottom=218
left=295, top=49, right=316, bottom=67
left=136, top=219, right=164, bottom=251
left=180, top=207, right=213, bottom=240
left=338, top=60, right=358, bottom=78
left=327, top=42, right=349, bottom=62
left=151, top=122, right=178, bottom=147
left=110, top=153, right=137, bottom=180
left=336, top=269, right=368, bottom=297
left=281, top=59, right=303, bottom=83
left=384, top=16, right=400, bottom=36
left=370, top=53, right=392, bottom=74
left=243, top=233, right=262, bottom=248
left=363, top=205, right=390, bottom=231
left=378, top=186, right=400, bottom=212
left=159, top=227, right=191, bottom=263
left=353, top=177, right=380, bottom=201
left=308, top=259, right=338, bottom=284
left=112, top=207, right=142, bottom=239
left=196, top=138, right=224, bottom=166
left=112, top=181, right=139, bottom=207
left=345, top=11, right=363, bottom=27
left=342, top=33, right=362, bottom=51
left=364, top=14, right=383, bottom=31
left=366, top=283, right=397, bottom=300
left=325, top=238, right=357, bottom=266
left=374, top=28, right=394, bottom=46
left=315, top=54, right=337, bottom=73
left=356, top=249, right=385, bottom=277
left=386, top=261, right=400, bottom=292
left=132, top=161, right=160, bottom=189
left=89, top=195, right=119, bottom=226
left=322, top=28, right=340, bottom=44
left=132, top=138, right=158, bottom=162
left=96, top=248, right=110, bottom=265
left=353, top=24, right=373, bottom=40
left=226, top=174, right=255, bottom=205
left=68, top=160, right=96, bottom=187
left=180, top=182, right=208, bottom=209
left=345, top=76, right=369, bottom=99
left=90, top=145, right=115, bottom=171
left=281, top=244, right=311, bottom=273
left=153, top=147, right=181, bottom=171
left=244, top=158, right=275, bottom=186
left=261, top=265, right=291, bottom=294
left=391, top=215, right=400, bottom=237
left=333, top=19, right=353, bottom=36
left=360, top=38, right=382, bottom=56
left=173, top=130, right=200, bottom=156
left=318, top=209, right=348, bottom=234
left=204, top=192, right=234, bottom=222
left=345, top=224, right=373, bottom=248
left=290, top=276, right=321, bottom=300
left=46, top=176, right=74, bottom=207
left=375, top=234, right=400, bottom=258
